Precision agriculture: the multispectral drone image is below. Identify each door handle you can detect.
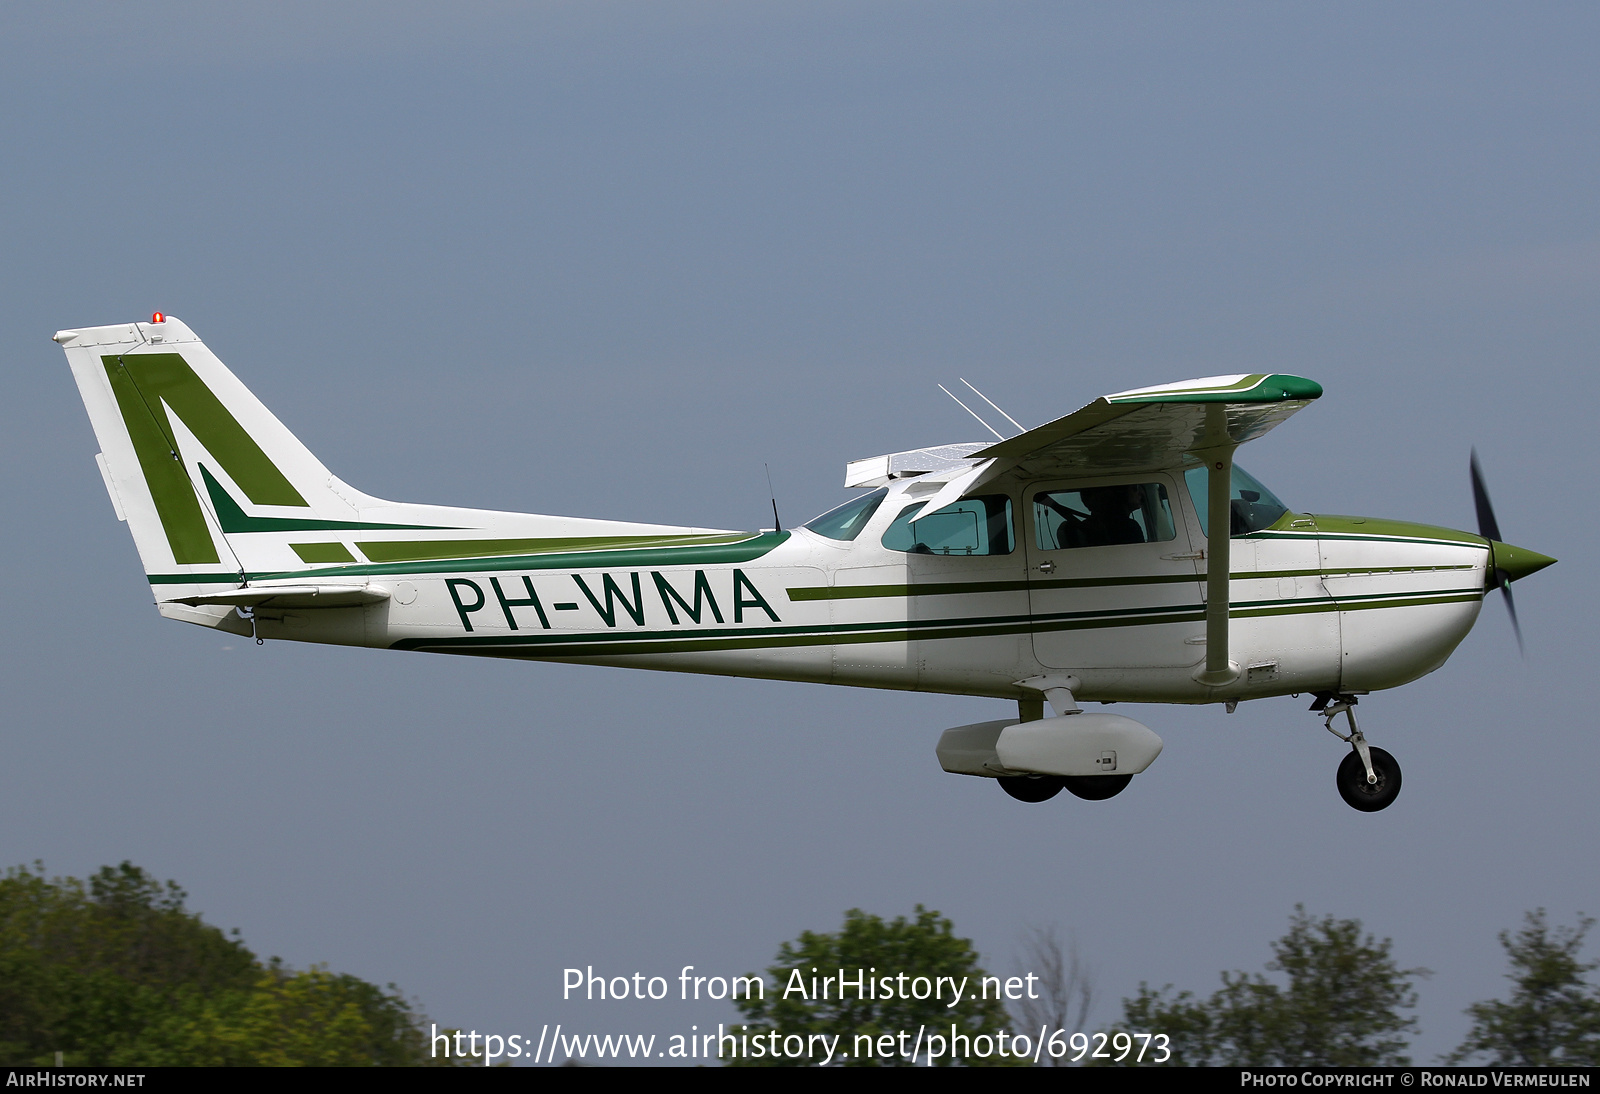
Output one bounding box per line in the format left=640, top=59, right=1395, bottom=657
left=1037, top=560, right=1057, bottom=574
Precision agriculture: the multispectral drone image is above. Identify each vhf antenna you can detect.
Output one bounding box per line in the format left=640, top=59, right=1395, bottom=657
left=765, top=463, right=781, bottom=533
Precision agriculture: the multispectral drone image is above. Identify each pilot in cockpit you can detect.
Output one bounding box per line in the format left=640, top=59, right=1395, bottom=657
left=1077, top=484, right=1147, bottom=547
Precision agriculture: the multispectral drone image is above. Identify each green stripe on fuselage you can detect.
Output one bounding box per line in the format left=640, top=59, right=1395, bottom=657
left=356, top=532, right=751, bottom=563
left=145, top=531, right=790, bottom=585
left=785, top=564, right=1474, bottom=601
left=389, top=586, right=1483, bottom=658
left=1265, top=515, right=1486, bottom=548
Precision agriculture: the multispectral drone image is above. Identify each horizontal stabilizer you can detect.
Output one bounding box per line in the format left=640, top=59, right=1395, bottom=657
left=168, top=583, right=390, bottom=609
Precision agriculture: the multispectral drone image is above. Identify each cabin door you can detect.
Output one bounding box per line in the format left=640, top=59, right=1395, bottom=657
left=1024, top=474, right=1205, bottom=670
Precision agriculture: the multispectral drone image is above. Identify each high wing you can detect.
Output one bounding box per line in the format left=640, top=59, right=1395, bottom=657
left=908, top=373, right=1322, bottom=517
left=974, top=372, right=1323, bottom=473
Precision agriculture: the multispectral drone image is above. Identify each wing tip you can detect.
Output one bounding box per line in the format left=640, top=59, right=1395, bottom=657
left=1109, top=373, right=1322, bottom=404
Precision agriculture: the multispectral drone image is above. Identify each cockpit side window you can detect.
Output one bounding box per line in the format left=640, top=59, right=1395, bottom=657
left=804, top=488, right=888, bottom=541
left=881, top=495, right=1014, bottom=556
left=1033, top=483, right=1177, bottom=551
left=1183, top=465, right=1290, bottom=537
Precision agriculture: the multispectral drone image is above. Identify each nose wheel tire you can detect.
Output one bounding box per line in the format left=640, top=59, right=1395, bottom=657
left=998, top=775, right=1064, bottom=802
left=1335, top=747, right=1402, bottom=812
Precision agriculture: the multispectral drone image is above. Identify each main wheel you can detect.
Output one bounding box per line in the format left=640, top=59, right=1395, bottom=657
left=998, top=775, right=1064, bottom=803
left=1335, top=747, right=1402, bottom=812
left=1062, top=774, right=1132, bottom=801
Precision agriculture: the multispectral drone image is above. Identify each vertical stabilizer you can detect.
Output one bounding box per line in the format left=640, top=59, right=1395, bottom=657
left=55, top=316, right=387, bottom=626
left=57, top=316, right=748, bottom=633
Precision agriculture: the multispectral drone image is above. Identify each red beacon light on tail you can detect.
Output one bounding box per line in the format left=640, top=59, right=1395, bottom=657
left=151, top=312, right=165, bottom=324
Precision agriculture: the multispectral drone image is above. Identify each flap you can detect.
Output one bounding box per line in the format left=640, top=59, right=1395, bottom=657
left=844, top=442, right=989, bottom=488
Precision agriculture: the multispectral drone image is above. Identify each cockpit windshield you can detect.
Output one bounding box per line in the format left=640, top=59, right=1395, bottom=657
left=803, top=488, right=888, bottom=541
left=1183, top=464, right=1290, bottom=537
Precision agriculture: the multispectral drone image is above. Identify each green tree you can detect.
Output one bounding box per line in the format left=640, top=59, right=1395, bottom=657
left=117, top=963, right=449, bottom=1066
left=730, top=906, right=1022, bottom=1066
left=0, top=862, right=258, bottom=1064
left=1446, top=910, right=1600, bottom=1065
left=0, top=862, right=462, bottom=1066
left=1119, top=906, right=1425, bottom=1066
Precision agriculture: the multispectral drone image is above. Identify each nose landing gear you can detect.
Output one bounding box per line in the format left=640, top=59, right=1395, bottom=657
left=1315, top=695, right=1402, bottom=812
left=1335, top=747, right=1401, bottom=812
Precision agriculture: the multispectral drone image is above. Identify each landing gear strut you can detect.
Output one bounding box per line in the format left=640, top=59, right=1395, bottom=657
left=1316, top=696, right=1402, bottom=812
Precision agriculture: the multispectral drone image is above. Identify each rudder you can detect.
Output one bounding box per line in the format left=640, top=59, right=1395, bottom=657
left=56, top=315, right=389, bottom=627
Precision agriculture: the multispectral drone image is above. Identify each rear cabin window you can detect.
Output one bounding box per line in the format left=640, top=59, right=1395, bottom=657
left=881, top=496, right=1014, bottom=556
left=1033, top=483, right=1177, bottom=551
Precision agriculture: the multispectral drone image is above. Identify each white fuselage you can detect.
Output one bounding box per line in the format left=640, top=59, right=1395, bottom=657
left=250, top=472, right=1488, bottom=706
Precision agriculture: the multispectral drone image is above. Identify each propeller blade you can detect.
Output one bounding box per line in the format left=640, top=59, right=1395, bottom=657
left=1472, top=450, right=1527, bottom=657
left=1500, top=575, right=1525, bottom=657
left=1469, top=448, right=1502, bottom=545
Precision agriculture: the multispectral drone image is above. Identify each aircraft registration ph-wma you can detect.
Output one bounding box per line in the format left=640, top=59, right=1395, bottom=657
left=56, top=314, right=1555, bottom=812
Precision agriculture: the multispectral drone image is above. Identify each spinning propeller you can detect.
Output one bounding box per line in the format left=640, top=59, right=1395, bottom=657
left=1470, top=449, right=1556, bottom=654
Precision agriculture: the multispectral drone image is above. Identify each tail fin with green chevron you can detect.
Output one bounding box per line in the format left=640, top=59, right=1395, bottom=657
left=55, top=315, right=743, bottom=632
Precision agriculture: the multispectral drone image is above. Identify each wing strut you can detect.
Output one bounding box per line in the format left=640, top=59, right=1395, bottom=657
left=1194, top=405, right=1241, bottom=688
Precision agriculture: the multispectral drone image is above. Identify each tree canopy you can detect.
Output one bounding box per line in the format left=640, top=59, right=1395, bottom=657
left=731, top=906, right=1022, bottom=1066
left=1119, top=906, right=1425, bottom=1067
left=1447, top=909, right=1600, bottom=1065
left=0, top=862, right=460, bottom=1066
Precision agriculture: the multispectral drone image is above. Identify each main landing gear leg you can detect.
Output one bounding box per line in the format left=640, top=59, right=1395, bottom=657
left=1315, top=696, right=1402, bottom=812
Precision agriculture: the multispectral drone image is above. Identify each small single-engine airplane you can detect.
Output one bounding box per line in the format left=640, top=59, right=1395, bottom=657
left=56, top=315, right=1554, bottom=811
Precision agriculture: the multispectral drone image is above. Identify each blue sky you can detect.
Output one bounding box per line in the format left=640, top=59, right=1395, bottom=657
left=3, top=2, right=1596, bottom=1063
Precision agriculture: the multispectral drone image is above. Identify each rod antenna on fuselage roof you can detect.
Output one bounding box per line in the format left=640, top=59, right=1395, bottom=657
left=765, top=463, right=781, bottom=533
left=938, top=384, right=1005, bottom=440
left=939, top=383, right=1022, bottom=440
left=960, top=378, right=1026, bottom=434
